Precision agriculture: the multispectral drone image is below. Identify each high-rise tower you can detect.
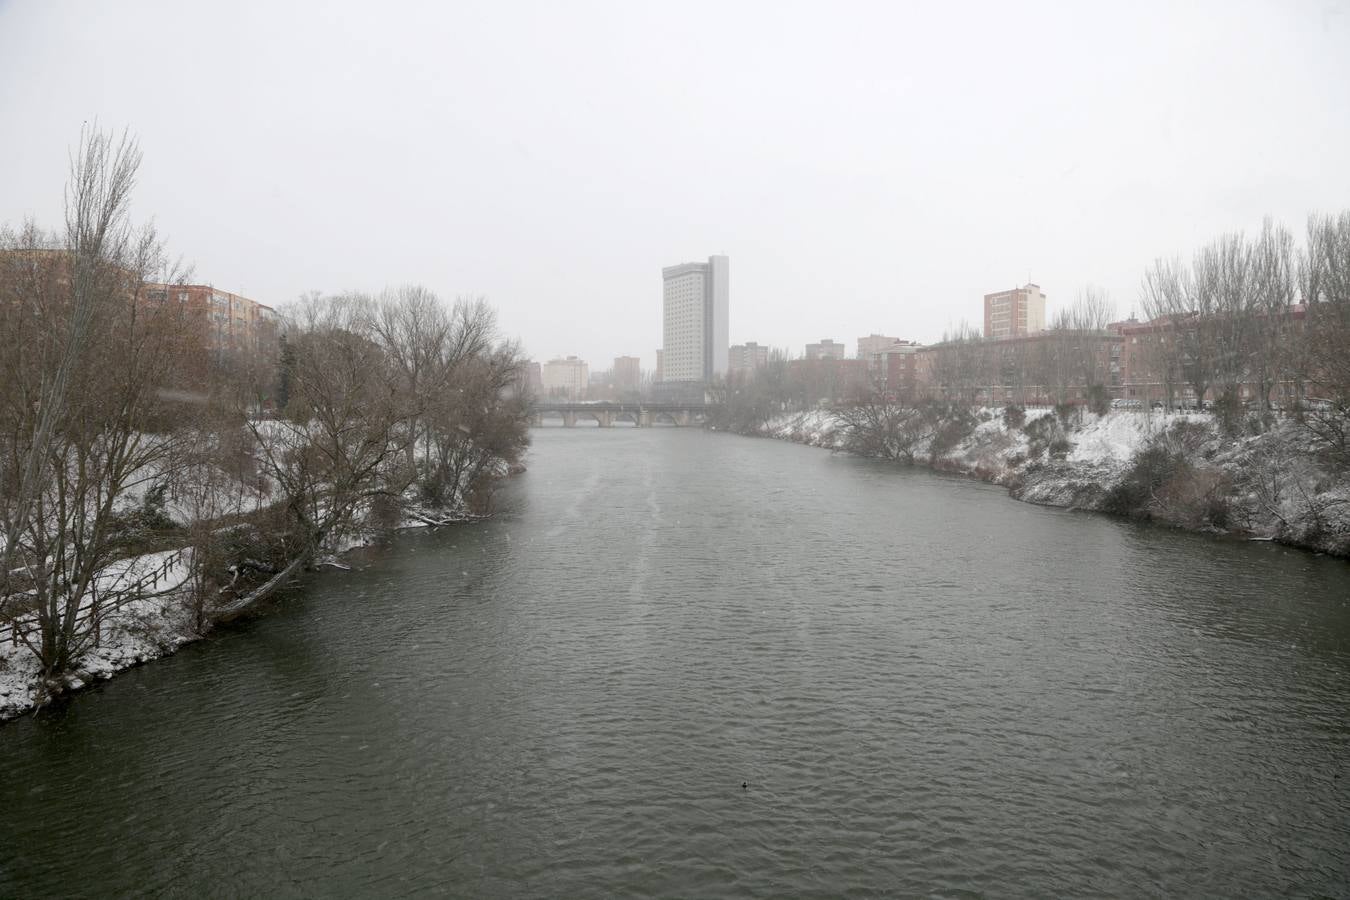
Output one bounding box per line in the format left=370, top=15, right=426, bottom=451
left=661, top=255, right=728, bottom=382
left=983, top=283, right=1046, bottom=339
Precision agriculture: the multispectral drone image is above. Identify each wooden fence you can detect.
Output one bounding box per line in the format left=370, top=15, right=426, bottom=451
left=1, top=549, right=188, bottom=648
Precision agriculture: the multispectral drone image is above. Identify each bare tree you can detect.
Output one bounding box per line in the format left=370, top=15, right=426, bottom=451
left=929, top=321, right=986, bottom=406
left=1248, top=218, right=1296, bottom=412
left=1297, top=211, right=1350, bottom=466
left=1141, top=255, right=1214, bottom=408
left=368, top=285, right=454, bottom=470
left=0, top=127, right=211, bottom=677
left=245, top=293, right=410, bottom=556
left=417, top=302, right=528, bottom=511
left=830, top=387, right=934, bottom=462
left=1, top=128, right=142, bottom=616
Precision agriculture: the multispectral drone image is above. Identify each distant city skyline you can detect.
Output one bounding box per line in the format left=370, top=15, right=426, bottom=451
left=2, top=3, right=1348, bottom=374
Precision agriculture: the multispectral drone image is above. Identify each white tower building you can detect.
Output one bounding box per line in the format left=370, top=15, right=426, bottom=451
left=661, top=255, right=728, bottom=382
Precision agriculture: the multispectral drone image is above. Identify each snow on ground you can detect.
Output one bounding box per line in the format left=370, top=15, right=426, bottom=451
left=1, top=548, right=196, bottom=721
left=1066, top=410, right=1208, bottom=465
left=93, top=548, right=193, bottom=595
left=762, top=409, right=843, bottom=447
left=757, top=404, right=1350, bottom=555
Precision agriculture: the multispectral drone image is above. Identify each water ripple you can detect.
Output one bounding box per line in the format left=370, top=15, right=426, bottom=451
left=2, top=429, right=1350, bottom=898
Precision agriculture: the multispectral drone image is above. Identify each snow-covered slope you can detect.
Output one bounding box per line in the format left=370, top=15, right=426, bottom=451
left=757, top=406, right=1350, bottom=557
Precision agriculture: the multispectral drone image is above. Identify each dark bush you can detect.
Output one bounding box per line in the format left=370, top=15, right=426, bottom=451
left=1205, top=490, right=1231, bottom=529
left=1160, top=418, right=1215, bottom=456
left=1102, top=445, right=1186, bottom=518
left=1002, top=404, right=1026, bottom=430
left=108, top=484, right=181, bottom=554
left=1214, top=390, right=1243, bottom=435
left=1022, top=413, right=1061, bottom=459
left=929, top=408, right=978, bottom=457
left=369, top=493, right=403, bottom=530
left=1049, top=437, right=1072, bottom=460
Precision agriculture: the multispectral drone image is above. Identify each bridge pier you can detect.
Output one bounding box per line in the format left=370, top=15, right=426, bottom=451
left=562, top=411, right=577, bottom=428
left=597, top=410, right=613, bottom=427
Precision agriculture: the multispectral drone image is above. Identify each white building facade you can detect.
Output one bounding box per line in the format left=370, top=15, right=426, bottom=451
left=541, top=356, right=589, bottom=400
left=661, top=255, right=729, bottom=382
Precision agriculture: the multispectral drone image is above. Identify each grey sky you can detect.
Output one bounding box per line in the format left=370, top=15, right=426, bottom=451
left=2, top=1, right=1348, bottom=370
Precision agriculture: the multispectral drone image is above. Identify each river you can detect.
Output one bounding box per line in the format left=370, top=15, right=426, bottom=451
left=2, top=426, right=1349, bottom=897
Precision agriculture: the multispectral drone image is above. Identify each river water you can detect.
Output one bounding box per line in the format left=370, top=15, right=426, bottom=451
left=2, top=427, right=1349, bottom=897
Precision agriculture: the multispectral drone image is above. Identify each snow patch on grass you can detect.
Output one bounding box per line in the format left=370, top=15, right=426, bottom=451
left=1, top=549, right=197, bottom=722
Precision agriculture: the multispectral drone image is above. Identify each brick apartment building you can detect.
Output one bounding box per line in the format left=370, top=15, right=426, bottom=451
left=142, top=283, right=280, bottom=361
left=869, top=341, right=922, bottom=398
left=913, top=330, right=1120, bottom=406
left=1, top=251, right=280, bottom=368
left=1114, top=306, right=1310, bottom=406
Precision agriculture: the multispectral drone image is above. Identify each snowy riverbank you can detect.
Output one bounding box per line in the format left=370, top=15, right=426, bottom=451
left=1, top=550, right=196, bottom=721
left=757, top=407, right=1350, bottom=558
left=0, top=508, right=482, bottom=723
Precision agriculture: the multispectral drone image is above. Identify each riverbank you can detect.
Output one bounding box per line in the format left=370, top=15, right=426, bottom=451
left=0, top=510, right=482, bottom=723
left=755, top=406, right=1350, bottom=558
left=0, top=550, right=197, bottom=721
left=8, top=424, right=1348, bottom=897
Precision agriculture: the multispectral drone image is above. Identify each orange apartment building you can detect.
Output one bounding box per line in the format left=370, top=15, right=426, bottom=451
left=142, top=283, right=281, bottom=361
left=2, top=248, right=281, bottom=374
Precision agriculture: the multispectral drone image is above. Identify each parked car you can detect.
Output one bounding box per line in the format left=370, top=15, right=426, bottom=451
left=1110, top=398, right=1143, bottom=409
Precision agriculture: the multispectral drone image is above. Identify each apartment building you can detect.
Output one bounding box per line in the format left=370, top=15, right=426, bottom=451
left=728, top=342, right=770, bottom=378
left=662, top=255, right=729, bottom=382
left=541, top=355, right=589, bottom=400
left=804, top=339, right=847, bottom=360
left=983, top=283, right=1046, bottom=339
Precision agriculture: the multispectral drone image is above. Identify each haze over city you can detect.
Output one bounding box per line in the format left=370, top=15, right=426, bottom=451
left=7, top=1, right=1350, bottom=895
left=3, top=0, right=1348, bottom=371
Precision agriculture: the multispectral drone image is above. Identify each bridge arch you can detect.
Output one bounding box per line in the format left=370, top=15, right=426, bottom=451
left=575, top=410, right=606, bottom=426
left=528, top=401, right=706, bottom=428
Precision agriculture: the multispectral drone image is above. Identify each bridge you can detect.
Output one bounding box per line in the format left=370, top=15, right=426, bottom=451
left=530, top=400, right=709, bottom=427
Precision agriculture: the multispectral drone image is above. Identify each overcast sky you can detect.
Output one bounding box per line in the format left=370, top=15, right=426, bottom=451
left=2, top=1, right=1348, bottom=369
